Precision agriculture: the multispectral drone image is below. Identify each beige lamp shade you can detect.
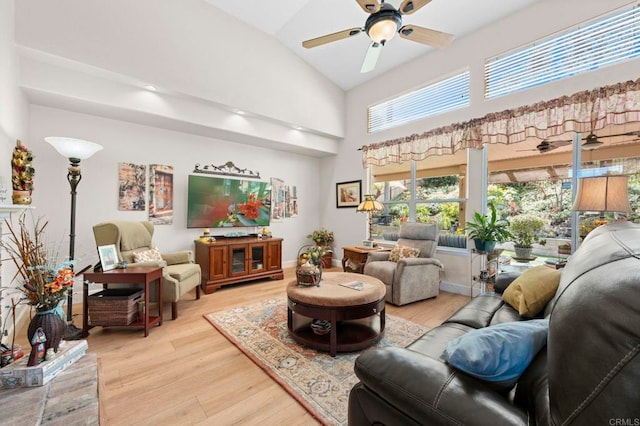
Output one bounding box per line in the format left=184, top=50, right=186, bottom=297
left=357, top=194, right=384, bottom=212
left=572, top=175, right=632, bottom=213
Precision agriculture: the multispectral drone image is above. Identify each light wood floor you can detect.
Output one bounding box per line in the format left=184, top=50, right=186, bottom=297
left=18, top=267, right=468, bottom=425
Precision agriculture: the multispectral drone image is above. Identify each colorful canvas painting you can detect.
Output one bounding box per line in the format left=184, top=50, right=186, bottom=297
left=118, top=163, right=146, bottom=211
left=149, top=164, right=174, bottom=225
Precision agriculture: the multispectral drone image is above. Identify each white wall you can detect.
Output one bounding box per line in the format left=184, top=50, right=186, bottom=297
left=15, top=0, right=345, bottom=139
left=0, top=0, right=31, bottom=342
left=329, top=0, right=640, bottom=292
left=28, top=105, right=321, bottom=270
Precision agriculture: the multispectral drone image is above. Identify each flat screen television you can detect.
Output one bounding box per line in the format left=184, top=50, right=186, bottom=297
left=187, top=175, right=271, bottom=228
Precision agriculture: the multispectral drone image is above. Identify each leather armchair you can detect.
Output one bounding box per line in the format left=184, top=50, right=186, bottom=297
left=92, top=221, right=201, bottom=319
left=363, top=223, right=442, bottom=305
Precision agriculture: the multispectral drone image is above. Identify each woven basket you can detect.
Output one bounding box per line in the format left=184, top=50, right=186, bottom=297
left=296, top=245, right=323, bottom=286
left=88, top=288, right=143, bottom=325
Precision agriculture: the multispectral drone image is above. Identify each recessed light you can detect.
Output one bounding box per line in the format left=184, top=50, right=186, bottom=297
left=236, top=110, right=246, bottom=115
left=143, top=84, right=157, bottom=92
left=293, top=125, right=303, bottom=130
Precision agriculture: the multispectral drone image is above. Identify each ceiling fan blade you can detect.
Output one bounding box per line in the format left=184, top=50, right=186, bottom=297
left=361, top=42, right=383, bottom=73
left=355, top=0, right=381, bottom=13
left=597, top=130, right=640, bottom=138
left=399, top=25, right=455, bottom=49
left=548, top=139, right=572, bottom=148
left=302, top=28, right=363, bottom=49
left=398, top=0, right=432, bottom=15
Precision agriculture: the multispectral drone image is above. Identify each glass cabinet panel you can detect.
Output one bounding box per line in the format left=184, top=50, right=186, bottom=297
left=230, top=246, right=247, bottom=275
left=250, top=244, right=266, bottom=272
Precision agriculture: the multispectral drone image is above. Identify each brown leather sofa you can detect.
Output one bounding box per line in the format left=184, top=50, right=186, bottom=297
left=348, top=221, right=640, bottom=425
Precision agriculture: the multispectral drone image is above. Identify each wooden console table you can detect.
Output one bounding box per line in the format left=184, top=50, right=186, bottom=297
left=83, top=266, right=163, bottom=337
left=195, top=236, right=284, bottom=294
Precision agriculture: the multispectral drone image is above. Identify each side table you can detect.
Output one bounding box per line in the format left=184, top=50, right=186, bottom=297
left=342, top=246, right=389, bottom=274
left=83, top=266, right=163, bottom=337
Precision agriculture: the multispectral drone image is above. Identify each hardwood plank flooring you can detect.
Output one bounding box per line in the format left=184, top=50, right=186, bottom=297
left=17, top=267, right=468, bottom=425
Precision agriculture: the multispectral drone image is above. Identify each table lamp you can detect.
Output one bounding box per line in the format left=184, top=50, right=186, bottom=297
left=572, top=175, right=632, bottom=216
left=357, top=194, right=384, bottom=244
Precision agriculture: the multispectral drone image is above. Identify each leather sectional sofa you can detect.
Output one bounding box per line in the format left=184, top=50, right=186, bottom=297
left=348, top=221, right=640, bottom=425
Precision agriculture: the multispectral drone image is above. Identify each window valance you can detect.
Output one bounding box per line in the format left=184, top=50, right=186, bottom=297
left=362, top=78, right=640, bottom=167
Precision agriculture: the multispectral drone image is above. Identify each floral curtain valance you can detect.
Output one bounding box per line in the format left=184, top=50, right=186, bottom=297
left=362, top=78, right=640, bottom=167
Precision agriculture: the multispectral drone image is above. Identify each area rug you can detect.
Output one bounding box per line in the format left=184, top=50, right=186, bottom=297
left=204, top=298, right=428, bottom=426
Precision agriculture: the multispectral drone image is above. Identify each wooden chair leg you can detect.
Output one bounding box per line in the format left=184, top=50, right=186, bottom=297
left=172, top=302, right=178, bottom=320
left=196, top=285, right=201, bottom=300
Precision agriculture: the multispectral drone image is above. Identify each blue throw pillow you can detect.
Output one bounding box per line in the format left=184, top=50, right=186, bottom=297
left=443, top=319, right=549, bottom=391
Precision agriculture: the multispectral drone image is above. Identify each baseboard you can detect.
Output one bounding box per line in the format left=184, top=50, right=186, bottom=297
left=440, top=281, right=475, bottom=297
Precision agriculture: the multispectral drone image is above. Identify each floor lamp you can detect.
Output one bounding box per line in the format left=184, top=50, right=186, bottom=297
left=45, top=137, right=104, bottom=340
left=357, top=194, right=384, bottom=242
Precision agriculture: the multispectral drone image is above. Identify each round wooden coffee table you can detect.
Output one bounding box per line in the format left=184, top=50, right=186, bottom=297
left=286, top=272, right=386, bottom=356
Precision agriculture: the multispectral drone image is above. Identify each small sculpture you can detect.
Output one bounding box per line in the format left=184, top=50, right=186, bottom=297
left=27, top=327, right=47, bottom=366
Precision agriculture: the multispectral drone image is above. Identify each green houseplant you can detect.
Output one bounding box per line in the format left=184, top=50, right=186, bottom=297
left=307, top=228, right=334, bottom=268
left=465, top=202, right=511, bottom=252
left=509, top=214, right=546, bottom=259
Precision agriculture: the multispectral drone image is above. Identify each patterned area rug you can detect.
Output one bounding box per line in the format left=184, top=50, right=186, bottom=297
left=205, top=298, right=428, bottom=426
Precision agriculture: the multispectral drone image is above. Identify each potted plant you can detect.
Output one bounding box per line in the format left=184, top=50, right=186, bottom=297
left=509, top=214, right=546, bottom=259
left=465, top=202, right=511, bottom=252
left=558, top=242, right=572, bottom=255
left=307, top=228, right=334, bottom=268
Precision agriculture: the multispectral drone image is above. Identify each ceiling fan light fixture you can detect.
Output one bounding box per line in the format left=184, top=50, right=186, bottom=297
left=365, top=5, right=402, bottom=44
left=369, top=19, right=398, bottom=43
left=582, top=133, right=603, bottom=150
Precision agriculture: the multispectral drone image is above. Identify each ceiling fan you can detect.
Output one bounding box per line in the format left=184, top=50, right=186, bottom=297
left=581, top=130, right=640, bottom=150
left=302, top=0, right=455, bottom=73
left=517, top=139, right=572, bottom=154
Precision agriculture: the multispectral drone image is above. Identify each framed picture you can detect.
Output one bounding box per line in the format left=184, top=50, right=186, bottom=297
left=98, top=244, right=119, bottom=271
left=336, top=180, right=362, bottom=208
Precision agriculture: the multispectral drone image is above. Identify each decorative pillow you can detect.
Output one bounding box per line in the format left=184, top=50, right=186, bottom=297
left=443, top=319, right=549, bottom=392
left=502, top=266, right=562, bottom=318
left=133, top=248, right=163, bottom=263
left=389, top=245, right=420, bottom=262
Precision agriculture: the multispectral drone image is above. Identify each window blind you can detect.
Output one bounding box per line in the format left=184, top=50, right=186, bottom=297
left=368, top=70, right=470, bottom=133
left=485, top=5, right=640, bottom=100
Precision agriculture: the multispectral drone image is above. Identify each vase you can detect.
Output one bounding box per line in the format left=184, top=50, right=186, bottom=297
left=27, top=307, right=66, bottom=355
left=12, top=190, right=32, bottom=205
left=514, top=245, right=533, bottom=260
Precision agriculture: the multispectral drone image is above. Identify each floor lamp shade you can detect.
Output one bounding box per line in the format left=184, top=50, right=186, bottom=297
left=572, top=175, right=632, bottom=213
left=45, top=137, right=103, bottom=159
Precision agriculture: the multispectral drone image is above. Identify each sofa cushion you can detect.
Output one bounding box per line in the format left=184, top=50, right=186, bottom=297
left=407, top=322, right=474, bottom=359
left=502, top=266, right=561, bottom=318
left=445, top=294, right=505, bottom=329
left=443, top=319, right=549, bottom=392
left=388, top=245, right=420, bottom=262
left=133, top=248, right=163, bottom=263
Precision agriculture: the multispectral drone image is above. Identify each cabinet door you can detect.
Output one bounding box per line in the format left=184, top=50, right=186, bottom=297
left=209, top=246, right=228, bottom=281
left=229, top=244, right=248, bottom=277
left=249, top=242, right=267, bottom=273
left=266, top=240, right=282, bottom=271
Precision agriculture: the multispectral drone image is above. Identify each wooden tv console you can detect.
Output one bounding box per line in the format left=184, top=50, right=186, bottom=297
left=195, top=236, right=284, bottom=294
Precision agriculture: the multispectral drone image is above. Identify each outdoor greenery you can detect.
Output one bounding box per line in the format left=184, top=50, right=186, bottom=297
left=509, top=214, right=547, bottom=247
left=374, top=172, right=640, bottom=244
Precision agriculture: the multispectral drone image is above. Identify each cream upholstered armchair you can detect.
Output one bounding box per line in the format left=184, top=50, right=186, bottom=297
left=363, top=222, right=442, bottom=306
left=92, top=221, right=201, bottom=319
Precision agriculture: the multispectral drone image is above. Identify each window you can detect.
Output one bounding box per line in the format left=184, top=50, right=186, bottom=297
left=485, top=4, right=640, bottom=99
left=372, top=173, right=466, bottom=248
left=368, top=70, right=470, bottom=133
